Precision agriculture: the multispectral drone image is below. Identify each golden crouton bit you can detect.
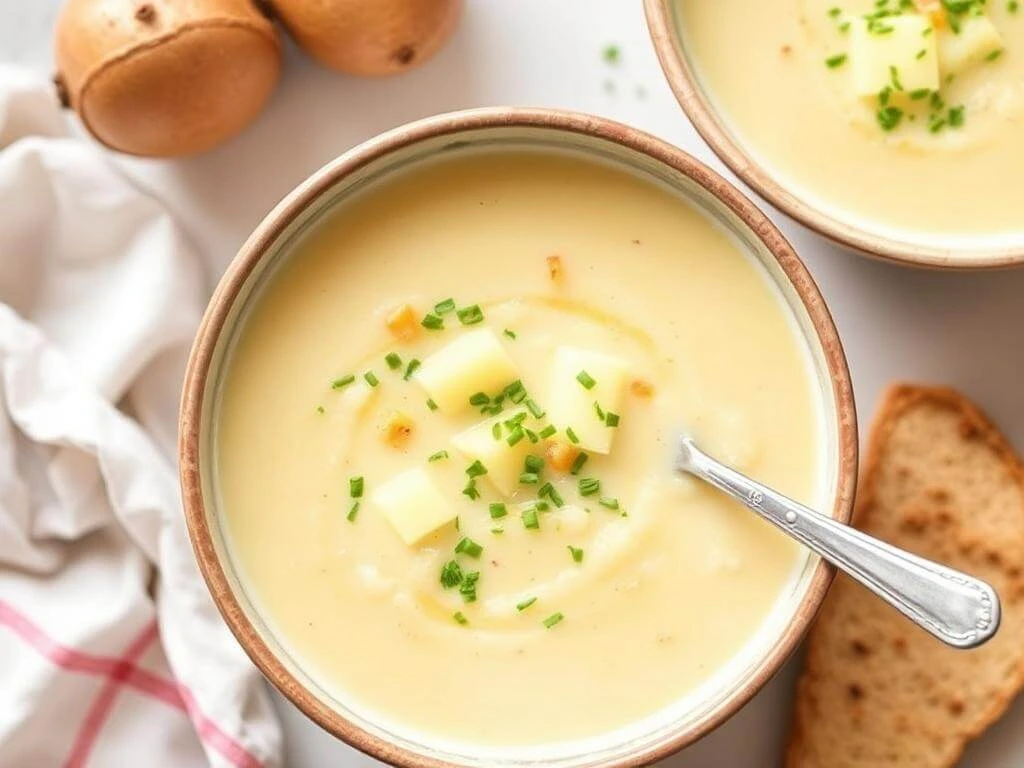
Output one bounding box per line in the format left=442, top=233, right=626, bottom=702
left=545, top=440, right=580, bottom=473
left=630, top=379, right=655, bottom=399
left=546, top=254, right=564, bottom=282
left=913, top=0, right=944, bottom=27
left=381, top=411, right=414, bottom=448
left=385, top=303, right=418, bottom=340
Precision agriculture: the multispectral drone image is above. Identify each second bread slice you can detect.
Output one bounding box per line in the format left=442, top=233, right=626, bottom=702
left=786, top=385, right=1024, bottom=767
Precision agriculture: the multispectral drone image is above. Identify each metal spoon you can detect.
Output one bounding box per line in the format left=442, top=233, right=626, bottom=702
left=676, top=436, right=1000, bottom=649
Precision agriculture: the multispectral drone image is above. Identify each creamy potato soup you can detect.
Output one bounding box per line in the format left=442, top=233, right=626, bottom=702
left=216, top=150, right=824, bottom=746
left=677, top=0, right=1024, bottom=243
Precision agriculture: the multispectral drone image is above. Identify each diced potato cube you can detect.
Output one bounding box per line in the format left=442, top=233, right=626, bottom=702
left=414, top=329, right=519, bottom=413
left=451, top=409, right=531, bottom=495
left=372, top=467, right=455, bottom=545
left=851, top=15, right=939, bottom=98
left=546, top=346, right=628, bottom=455
left=385, top=303, right=419, bottom=340
left=937, top=13, right=1003, bottom=77
left=380, top=410, right=414, bottom=448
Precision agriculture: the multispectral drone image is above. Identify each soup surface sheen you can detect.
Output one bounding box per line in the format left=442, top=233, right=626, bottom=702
left=677, top=0, right=1024, bottom=244
left=217, top=150, right=823, bottom=747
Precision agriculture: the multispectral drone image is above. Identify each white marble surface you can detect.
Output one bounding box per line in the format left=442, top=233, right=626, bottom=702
left=4, top=1, right=1024, bottom=766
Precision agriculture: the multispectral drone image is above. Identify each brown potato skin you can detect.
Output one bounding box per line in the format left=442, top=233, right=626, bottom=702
left=55, top=0, right=282, bottom=157
left=271, top=0, right=462, bottom=76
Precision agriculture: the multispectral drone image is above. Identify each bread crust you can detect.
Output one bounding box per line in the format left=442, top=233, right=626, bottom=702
left=786, top=384, right=1024, bottom=768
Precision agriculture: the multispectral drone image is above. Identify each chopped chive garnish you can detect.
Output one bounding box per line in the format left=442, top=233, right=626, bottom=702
left=524, top=454, right=544, bottom=473
left=519, top=471, right=540, bottom=485
left=568, top=546, right=584, bottom=564
left=440, top=560, right=463, bottom=588
left=539, top=482, right=564, bottom=507
left=462, top=479, right=480, bottom=500
left=909, top=88, right=930, bottom=100
left=522, top=508, right=540, bottom=529
left=538, top=424, right=557, bottom=439
left=466, top=460, right=488, bottom=478
left=825, top=53, right=847, bottom=68
left=434, top=297, right=456, bottom=314
left=566, top=427, right=580, bottom=444
left=459, top=571, right=480, bottom=602
left=570, top=452, right=589, bottom=476
left=385, top=352, right=402, bottom=370
left=605, top=412, right=620, bottom=427
left=525, top=429, right=539, bottom=444
left=346, top=501, right=360, bottom=522
left=594, top=401, right=605, bottom=420
left=576, top=370, right=596, bottom=389
left=889, top=65, right=903, bottom=91
left=428, top=450, right=449, bottom=462
left=516, top=596, right=537, bottom=611
left=469, top=392, right=490, bottom=406
left=578, top=477, right=601, bottom=497
left=453, top=611, right=469, bottom=626
left=315, top=405, right=325, bottom=414
left=426, top=398, right=438, bottom=411
left=421, top=313, right=444, bottom=330
left=503, top=329, right=517, bottom=340
left=506, top=380, right=527, bottom=404
left=491, top=527, right=504, bottom=534
left=915, top=48, right=927, bottom=60
left=364, top=371, right=379, bottom=387
left=505, top=412, right=528, bottom=428
left=542, top=612, right=564, bottom=629
left=489, top=502, right=508, bottom=519
left=492, top=422, right=502, bottom=440
left=507, top=428, right=525, bottom=447
left=602, top=44, right=620, bottom=64
left=827, top=6, right=841, bottom=17
left=948, top=105, right=965, bottom=128
left=455, top=516, right=460, bottom=531
left=526, top=399, right=545, bottom=419
left=349, top=476, right=364, bottom=498
left=331, top=374, right=355, bottom=389
left=456, top=536, right=483, bottom=561
left=876, top=105, right=903, bottom=132
left=457, top=304, right=485, bottom=325
left=403, top=359, right=421, bottom=381
left=599, top=496, right=620, bottom=510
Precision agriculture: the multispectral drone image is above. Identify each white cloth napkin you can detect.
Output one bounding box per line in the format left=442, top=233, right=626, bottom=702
left=0, top=66, right=283, bottom=768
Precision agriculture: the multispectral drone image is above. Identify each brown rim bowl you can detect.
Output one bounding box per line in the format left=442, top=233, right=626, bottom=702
left=179, top=107, right=858, bottom=767
left=645, top=0, right=1024, bottom=270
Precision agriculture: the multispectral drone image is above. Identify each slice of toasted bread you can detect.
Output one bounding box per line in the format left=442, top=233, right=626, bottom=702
left=786, top=384, right=1024, bottom=768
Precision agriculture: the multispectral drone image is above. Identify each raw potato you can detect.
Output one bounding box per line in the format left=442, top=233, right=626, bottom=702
left=269, top=0, right=462, bottom=76
left=54, top=0, right=282, bottom=157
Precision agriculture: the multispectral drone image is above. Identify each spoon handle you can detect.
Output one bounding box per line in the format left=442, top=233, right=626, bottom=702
left=677, top=437, right=1000, bottom=649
